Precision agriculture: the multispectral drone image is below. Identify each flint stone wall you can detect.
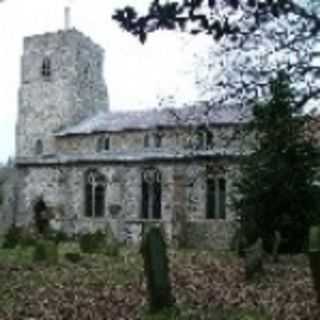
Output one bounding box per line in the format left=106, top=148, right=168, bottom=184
left=16, top=29, right=109, bottom=158
left=16, top=160, right=239, bottom=248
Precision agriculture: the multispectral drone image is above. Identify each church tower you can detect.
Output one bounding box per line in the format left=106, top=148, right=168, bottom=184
left=16, top=25, right=109, bottom=158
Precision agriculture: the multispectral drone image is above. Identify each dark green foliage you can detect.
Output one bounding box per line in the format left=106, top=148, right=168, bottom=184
left=2, top=224, right=23, bottom=249
left=104, top=243, right=120, bottom=257
left=47, top=229, right=70, bottom=244
left=79, top=227, right=120, bottom=256
left=309, top=225, right=320, bottom=303
left=64, top=252, right=82, bottom=264
left=19, top=230, right=37, bottom=248
left=79, top=230, right=106, bottom=254
left=33, top=240, right=58, bottom=264
left=234, top=71, right=320, bottom=253
left=140, top=227, right=174, bottom=312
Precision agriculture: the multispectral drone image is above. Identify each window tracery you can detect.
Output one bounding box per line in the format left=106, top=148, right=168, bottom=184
left=85, top=170, right=107, bottom=217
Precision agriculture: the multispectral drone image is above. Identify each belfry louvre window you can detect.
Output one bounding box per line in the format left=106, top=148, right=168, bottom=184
left=41, top=57, right=51, bottom=79
left=206, top=176, right=226, bottom=219
left=85, top=170, right=107, bottom=217
left=141, top=168, right=162, bottom=219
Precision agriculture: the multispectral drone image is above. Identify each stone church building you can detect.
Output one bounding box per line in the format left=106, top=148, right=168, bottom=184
left=15, top=27, right=249, bottom=249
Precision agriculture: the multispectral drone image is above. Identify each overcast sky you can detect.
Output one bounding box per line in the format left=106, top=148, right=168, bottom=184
left=0, top=0, right=212, bottom=163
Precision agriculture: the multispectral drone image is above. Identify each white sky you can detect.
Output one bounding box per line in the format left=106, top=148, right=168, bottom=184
left=0, top=0, right=212, bottom=163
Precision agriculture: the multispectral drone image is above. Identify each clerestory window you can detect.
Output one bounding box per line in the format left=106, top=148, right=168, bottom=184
left=97, top=136, right=110, bottom=152
left=154, top=132, right=162, bottom=148
left=144, top=134, right=150, bottom=148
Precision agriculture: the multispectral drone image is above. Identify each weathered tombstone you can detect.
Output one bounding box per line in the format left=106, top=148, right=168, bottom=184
left=230, top=224, right=247, bottom=257
left=272, top=230, right=282, bottom=263
left=140, top=227, right=174, bottom=312
left=172, top=173, right=188, bottom=248
left=308, top=225, right=320, bottom=303
left=244, top=238, right=264, bottom=280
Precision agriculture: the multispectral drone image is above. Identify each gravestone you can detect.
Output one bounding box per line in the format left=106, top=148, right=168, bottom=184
left=140, top=227, right=174, bottom=312
left=244, top=238, right=264, bottom=280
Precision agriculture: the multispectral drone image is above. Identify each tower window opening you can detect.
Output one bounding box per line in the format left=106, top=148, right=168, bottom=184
left=41, top=57, right=51, bottom=79
left=35, top=139, right=43, bottom=155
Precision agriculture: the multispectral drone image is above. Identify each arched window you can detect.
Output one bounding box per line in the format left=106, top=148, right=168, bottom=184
left=35, top=139, right=43, bottom=155
left=41, top=57, right=51, bottom=79
left=85, top=170, right=107, bottom=217
left=206, top=171, right=226, bottom=220
left=141, top=168, right=162, bottom=219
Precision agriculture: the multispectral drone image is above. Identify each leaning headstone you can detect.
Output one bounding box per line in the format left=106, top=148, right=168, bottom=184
left=308, top=225, right=320, bottom=303
left=140, top=227, right=174, bottom=312
left=230, top=226, right=247, bottom=258
left=272, top=230, right=282, bottom=263
left=244, top=238, right=264, bottom=280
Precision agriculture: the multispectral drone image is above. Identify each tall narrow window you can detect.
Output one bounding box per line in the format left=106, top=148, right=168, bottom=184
left=206, top=130, right=213, bottom=149
left=104, top=137, right=110, bottom=150
left=142, top=178, right=149, bottom=219
left=154, top=133, right=162, bottom=148
left=85, top=170, right=106, bottom=217
left=35, top=139, right=43, bottom=155
left=41, top=57, right=51, bottom=79
left=97, top=137, right=104, bottom=152
left=144, top=134, right=150, bottom=148
left=206, top=177, right=216, bottom=219
left=218, top=178, right=226, bottom=219
left=206, top=175, right=226, bottom=219
left=141, top=168, right=162, bottom=219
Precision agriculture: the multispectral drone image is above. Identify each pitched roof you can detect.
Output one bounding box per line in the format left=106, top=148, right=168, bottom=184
left=56, top=103, right=250, bottom=136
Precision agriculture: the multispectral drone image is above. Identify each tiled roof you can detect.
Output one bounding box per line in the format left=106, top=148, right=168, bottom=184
left=56, top=103, right=250, bottom=136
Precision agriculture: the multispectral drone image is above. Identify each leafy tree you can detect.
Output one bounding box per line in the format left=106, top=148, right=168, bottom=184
left=113, top=0, right=320, bottom=109
left=234, top=71, right=320, bottom=253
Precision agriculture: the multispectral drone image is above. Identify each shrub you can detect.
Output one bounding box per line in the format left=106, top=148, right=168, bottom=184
left=33, top=240, right=58, bottom=264
left=64, top=252, right=82, bottom=263
left=79, top=226, right=121, bottom=256
left=47, top=229, right=69, bottom=244
left=79, top=230, right=106, bottom=254
left=19, top=230, right=37, bottom=248
left=104, top=242, right=120, bottom=257
left=2, top=224, right=23, bottom=249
